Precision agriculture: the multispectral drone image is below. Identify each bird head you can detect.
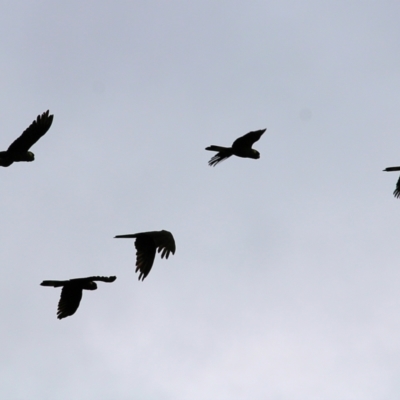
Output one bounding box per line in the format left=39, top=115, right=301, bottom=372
left=83, top=281, right=98, bottom=291
left=27, top=152, right=35, bottom=161
left=252, top=149, right=260, bottom=159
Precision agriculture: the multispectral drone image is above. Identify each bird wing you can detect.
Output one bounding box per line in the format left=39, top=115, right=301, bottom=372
left=57, top=284, right=83, bottom=319
left=115, top=231, right=175, bottom=280
left=394, top=176, right=400, bottom=198
left=232, top=129, right=266, bottom=150
left=134, top=234, right=157, bottom=280
left=7, top=110, right=54, bottom=153
left=152, top=230, right=176, bottom=259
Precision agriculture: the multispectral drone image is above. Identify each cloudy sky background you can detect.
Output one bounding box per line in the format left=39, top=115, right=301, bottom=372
left=1, top=1, right=400, bottom=399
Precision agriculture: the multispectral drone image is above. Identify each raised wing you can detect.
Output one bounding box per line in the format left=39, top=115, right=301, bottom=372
left=7, top=110, right=53, bottom=153
left=57, top=285, right=83, bottom=319
left=232, top=129, right=266, bottom=150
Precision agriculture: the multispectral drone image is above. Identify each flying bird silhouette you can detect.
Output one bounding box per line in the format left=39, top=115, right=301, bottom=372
left=383, top=166, right=400, bottom=198
left=40, top=276, right=116, bottom=319
left=205, top=129, right=266, bottom=167
left=114, top=230, right=176, bottom=280
left=0, top=110, right=53, bottom=167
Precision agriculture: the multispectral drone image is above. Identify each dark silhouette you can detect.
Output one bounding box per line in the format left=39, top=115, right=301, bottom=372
left=0, top=110, right=53, bottom=167
left=205, top=129, right=266, bottom=166
left=40, top=276, right=116, bottom=319
left=383, top=166, right=400, bottom=198
left=114, top=230, right=176, bottom=280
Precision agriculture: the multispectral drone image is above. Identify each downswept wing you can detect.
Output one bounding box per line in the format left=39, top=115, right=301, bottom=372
left=232, top=129, right=266, bottom=150
left=394, top=176, right=400, bottom=198
left=7, top=110, right=53, bottom=154
left=134, top=235, right=157, bottom=280
left=57, top=285, right=83, bottom=319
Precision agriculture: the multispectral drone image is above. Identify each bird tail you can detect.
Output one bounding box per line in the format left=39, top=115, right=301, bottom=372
left=205, top=147, right=234, bottom=166
left=40, top=280, right=64, bottom=287
left=383, top=166, right=400, bottom=172
left=205, top=145, right=230, bottom=152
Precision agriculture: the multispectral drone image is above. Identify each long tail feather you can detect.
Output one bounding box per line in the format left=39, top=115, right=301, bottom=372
left=205, top=145, right=230, bottom=152
left=40, top=280, right=64, bottom=287
left=384, top=166, right=400, bottom=172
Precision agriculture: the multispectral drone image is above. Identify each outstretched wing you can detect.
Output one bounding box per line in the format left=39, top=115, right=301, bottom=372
left=7, top=110, right=54, bottom=153
left=232, top=129, right=266, bottom=150
left=394, top=176, right=400, bottom=198
left=57, top=285, right=83, bottom=319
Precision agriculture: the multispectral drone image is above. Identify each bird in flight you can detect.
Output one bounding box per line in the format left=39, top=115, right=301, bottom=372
left=205, top=129, right=266, bottom=167
left=383, top=166, right=400, bottom=198
left=114, top=230, right=176, bottom=280
left=0, top=110, right=54, bottom=167
left=40, top=276, right=116, bottom=319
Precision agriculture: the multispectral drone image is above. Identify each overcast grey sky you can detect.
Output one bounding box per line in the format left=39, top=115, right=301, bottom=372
left=1, top=1, right=400, bottom=399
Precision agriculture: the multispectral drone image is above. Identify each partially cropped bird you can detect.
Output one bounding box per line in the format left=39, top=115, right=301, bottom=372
left=205, top=129, right=266, bottom=167
left=0, top=110, right=53, bottom=167
left=114, top=230, right=176, bottom=280
left=383, top=166, right=400, bottom=198
left=40, top=276, right=116, bottom=319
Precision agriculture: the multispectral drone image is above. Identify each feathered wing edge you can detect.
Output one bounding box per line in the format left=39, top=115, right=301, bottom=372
left=115, top=232, right=155, bottom=280
left=8, top=110, right=54, bottom=153
left=57, top=285, right=83, bottom=319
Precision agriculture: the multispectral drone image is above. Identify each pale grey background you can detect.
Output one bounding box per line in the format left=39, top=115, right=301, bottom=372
left=1, top=1, right=400, bottom=399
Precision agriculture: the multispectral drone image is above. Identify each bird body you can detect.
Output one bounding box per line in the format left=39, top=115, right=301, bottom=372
left=115, top=230, right=176, bottom=280
left=41, top=276, right=116, bottom=319
left=0, top=110, right=53, bottom=167
left=206, top=129, right=266, bottom=166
